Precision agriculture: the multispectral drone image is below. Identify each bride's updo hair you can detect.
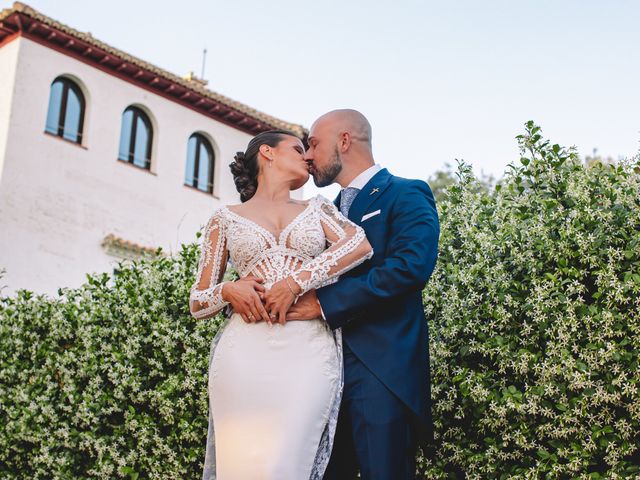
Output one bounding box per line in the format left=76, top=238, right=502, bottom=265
left=229, top=129, right=299, bottom=203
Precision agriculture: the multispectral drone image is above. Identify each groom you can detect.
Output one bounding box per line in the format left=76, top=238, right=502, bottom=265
left=287, top=109, right=440, bottom=479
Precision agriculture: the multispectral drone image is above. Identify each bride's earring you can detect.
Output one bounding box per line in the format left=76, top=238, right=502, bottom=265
left=269, top=158, right=273, bottom=168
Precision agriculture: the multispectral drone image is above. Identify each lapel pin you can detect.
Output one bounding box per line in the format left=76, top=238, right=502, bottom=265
left=370, top=187, right=379, bottom=195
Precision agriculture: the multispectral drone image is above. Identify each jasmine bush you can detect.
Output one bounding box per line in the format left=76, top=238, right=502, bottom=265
left=1, top=122, right=638, bottom=479
left=421, top=122, right=640, bottom=479
left=0, top=242, right=221, bottom=479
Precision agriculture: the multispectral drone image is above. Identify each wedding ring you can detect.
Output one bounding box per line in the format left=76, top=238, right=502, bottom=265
left=248, top=313, right=254, bottom=320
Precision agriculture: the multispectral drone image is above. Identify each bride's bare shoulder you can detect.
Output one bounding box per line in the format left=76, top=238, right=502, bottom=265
left=289, top=198, right=311, bottom=207
left=224, top=203, right=242, bottom=213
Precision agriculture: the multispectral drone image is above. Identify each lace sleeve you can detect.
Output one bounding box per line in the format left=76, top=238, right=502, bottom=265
left=291, top=197, right=373, bottom=294
left=189, top=209, right=230, bottom=319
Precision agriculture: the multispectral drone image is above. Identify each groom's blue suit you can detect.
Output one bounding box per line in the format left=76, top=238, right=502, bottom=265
left=318, top=168, right=439, bottom=479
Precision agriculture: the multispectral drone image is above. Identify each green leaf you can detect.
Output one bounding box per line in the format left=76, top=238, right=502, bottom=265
left=537, top=449, right=550, bottom=459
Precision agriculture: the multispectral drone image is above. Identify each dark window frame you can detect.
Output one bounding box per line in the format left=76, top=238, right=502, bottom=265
left=118, top=106, right=153, bottom=170
left=45, top=77, right=85, bottom=144
left=185, top=133, right=215, bottom=194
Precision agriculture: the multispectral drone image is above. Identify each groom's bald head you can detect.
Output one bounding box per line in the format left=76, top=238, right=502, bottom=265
left=311, top=109, right=372, bottom=148
left=305, top=109, right=375, bottom=188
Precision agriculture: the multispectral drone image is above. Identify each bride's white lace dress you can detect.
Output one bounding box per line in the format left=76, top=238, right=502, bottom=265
left=189, top=195, right=373, bottom=480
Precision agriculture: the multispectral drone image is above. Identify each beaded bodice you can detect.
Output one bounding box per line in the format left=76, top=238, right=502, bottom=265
left=189, top=195, right=373, bottom=319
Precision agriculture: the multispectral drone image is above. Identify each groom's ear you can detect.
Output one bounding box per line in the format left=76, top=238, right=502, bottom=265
left=339, top=131, right=352, bottom=153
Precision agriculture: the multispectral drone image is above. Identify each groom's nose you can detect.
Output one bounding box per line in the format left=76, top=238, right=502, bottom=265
left=303, top=149, right=313, bottom=162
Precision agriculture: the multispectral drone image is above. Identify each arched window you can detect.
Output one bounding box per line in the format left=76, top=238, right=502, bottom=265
left=45, top=77, right=85, bottom=144
left=184, top=133, right=215, bottom=193
left=118, top=106, right=153, bottom=169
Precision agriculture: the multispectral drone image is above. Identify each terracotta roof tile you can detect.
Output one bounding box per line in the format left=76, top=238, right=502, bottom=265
left=102, top=233, right=163, bottom=258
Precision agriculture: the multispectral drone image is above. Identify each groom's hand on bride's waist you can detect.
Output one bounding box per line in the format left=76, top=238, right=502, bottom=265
left=286, top=290, right=322, bottom=321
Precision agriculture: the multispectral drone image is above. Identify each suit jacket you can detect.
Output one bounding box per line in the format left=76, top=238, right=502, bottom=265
left=317, top=168, right=440, bottom=438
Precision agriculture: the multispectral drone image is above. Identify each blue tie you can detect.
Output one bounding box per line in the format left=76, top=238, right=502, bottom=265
left=340, top=187, right=360, bottom=217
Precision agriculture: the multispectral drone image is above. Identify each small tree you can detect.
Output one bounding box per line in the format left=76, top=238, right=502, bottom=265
left=428, top=162, right=495, bottom=203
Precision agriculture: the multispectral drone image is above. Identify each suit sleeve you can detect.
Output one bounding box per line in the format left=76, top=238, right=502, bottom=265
left=290, top=198, right=373, bottom=293
left=316, top=180, right=440, bottom=330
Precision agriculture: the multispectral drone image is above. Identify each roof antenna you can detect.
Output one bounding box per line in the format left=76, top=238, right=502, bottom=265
left=201, top=48, right=207, bottom=81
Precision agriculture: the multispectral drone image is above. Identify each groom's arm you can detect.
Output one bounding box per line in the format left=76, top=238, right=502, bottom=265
left=316, top=180, right=439, bottom=330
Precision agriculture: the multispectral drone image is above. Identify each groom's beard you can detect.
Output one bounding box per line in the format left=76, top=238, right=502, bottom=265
left=312, top=147, right=342, bottom=187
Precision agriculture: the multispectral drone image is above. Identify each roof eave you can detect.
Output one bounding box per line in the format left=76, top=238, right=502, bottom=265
left=0, top=2, right=307, bottom=137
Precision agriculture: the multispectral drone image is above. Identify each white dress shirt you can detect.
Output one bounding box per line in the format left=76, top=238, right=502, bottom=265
left=344, top=164, right=382, bottom=191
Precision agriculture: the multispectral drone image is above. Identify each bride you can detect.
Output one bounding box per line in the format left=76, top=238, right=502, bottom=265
left=188, top=130, right=373, bottom=479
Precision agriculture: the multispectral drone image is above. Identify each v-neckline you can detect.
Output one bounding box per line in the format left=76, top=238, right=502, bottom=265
left=223, top=198, right=315, bottom=245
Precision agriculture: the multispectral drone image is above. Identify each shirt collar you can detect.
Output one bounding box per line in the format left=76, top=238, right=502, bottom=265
left=345, top=164, right=382, bottom=190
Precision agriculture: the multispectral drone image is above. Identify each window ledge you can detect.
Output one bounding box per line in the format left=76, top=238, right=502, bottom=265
left=184, top=183, right=218, bottom=199
left=117, top=158, right=157, bottom=176
left=43, top=131, right=88, bottom=150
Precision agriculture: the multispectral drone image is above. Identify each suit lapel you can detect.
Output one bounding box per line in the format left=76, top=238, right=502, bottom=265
left=348, top=168, right=392, bottom=223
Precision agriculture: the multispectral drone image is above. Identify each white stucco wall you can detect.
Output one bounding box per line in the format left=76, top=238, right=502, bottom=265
left=0, top=38, right=19, bottom=187
left=0, top=37, right=303, bottom=296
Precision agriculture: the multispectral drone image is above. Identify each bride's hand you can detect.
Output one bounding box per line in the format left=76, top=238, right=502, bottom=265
left=222, top=276, right=271, bottom=324
left=263, top=277, right=302, bottom=325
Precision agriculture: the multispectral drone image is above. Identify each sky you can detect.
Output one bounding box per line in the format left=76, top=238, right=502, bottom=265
left=5, top=0, right=640, bottom=198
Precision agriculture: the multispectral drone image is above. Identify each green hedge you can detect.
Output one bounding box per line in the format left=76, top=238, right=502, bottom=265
left=0, top=244, right=220, bottom=479
left=1, top=122, right=638, bottom=479
left=421, top=122, right=640, bottom=479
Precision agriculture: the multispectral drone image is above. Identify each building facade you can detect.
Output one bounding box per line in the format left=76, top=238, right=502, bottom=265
left=0, top=3, right=305, bottom=296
